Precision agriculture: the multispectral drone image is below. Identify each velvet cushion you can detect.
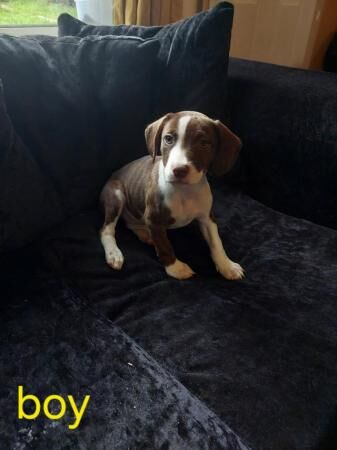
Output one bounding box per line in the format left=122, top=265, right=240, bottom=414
left=228, top=58, right=337, bottom=229
left=41, top=186, right=337, bottom=450
left=0, top=277, right=248, bottom=450
left=0, top=80, right=65, bottom=250
left=58, top=1, right=234, bottom=120
left=0, top=34, right=159, bottom=249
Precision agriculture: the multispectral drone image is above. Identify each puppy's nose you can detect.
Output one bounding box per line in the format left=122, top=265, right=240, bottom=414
left=173, top=165, right=189, bottom=179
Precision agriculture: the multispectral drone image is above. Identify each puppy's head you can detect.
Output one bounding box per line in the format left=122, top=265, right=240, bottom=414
left=145, top=111, right=241, bottom=184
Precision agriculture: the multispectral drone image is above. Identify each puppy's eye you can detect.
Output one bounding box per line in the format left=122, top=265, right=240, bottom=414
left=200, top=139, right=211, bottom=147
left=163, top=134, right=175, bottom=145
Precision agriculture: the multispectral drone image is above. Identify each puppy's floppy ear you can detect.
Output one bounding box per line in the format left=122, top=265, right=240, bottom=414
left=145, top=114, right=172, bottom=163
left=210, top=120, right=242, bottom=176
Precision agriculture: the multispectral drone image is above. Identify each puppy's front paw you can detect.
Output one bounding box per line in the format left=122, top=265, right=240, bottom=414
left=166, top=259, right=195, bottom=280
left=217, top=260, right=244, bottom=280
left=106, top=246, right=124, bottom=270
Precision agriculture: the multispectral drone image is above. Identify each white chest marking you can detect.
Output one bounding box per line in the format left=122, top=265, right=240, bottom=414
left=158, top=161, right=212, bottom=229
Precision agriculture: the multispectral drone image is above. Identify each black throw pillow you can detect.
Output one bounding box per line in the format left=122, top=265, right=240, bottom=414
left=0, top=34, right=159, bottom=250
left=58, top=2, right=234, bottom=121
left=0, top=79, right=65, bottom=250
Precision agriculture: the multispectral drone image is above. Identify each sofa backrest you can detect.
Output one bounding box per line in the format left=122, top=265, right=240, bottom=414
left=228, top=57, right=337, bottom=229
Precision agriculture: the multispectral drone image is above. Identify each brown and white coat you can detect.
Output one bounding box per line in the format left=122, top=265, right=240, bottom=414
left=100, top=111, right=244, bottom=280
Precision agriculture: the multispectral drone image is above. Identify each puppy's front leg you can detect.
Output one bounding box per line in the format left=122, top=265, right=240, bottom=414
left=198, top=215, right=244, bottom=280
left=149, top=225, right=195, bottom=280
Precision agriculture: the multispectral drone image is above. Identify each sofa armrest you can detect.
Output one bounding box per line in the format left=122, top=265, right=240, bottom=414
left=228, top=57, right=337, bottom=229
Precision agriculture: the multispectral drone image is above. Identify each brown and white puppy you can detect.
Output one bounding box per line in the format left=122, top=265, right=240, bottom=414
left=100, top=111, right=244, bottom=280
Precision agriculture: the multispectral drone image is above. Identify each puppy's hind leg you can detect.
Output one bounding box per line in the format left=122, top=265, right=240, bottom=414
left=100, top=180, right=125, bottom=270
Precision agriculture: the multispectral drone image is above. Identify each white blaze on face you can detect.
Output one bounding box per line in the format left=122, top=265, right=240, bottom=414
left=164, top=115, right=190, bottom=178
left=164, top=115, right=203, bottom=184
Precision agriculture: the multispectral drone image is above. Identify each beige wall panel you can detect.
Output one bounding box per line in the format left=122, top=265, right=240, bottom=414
left=230, top=1, right=259, bottom=59
left=291, top=0, right=318, bottom=67
left=272, top=2, right=300, bottom=65
left=230, top=0, right=322, bottom=68
left=250, top=0, right=277, bottom=61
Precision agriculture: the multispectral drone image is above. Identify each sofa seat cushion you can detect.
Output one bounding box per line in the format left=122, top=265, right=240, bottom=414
left=0, top=276, right=248, bottom=450
left=58, top=1, right=234, bottom=121
left=0, top=33, right=159, bottom=249
left=41, top=185, right=337, bottom=450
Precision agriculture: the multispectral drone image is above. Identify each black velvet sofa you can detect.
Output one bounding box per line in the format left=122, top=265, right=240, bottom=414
left=1, top=4, right=337, bottom=450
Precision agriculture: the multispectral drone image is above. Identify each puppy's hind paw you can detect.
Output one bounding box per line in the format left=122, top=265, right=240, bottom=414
left=106, top=247, right=124, bottom=270
left=166, top=259, right=195, bottom=280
